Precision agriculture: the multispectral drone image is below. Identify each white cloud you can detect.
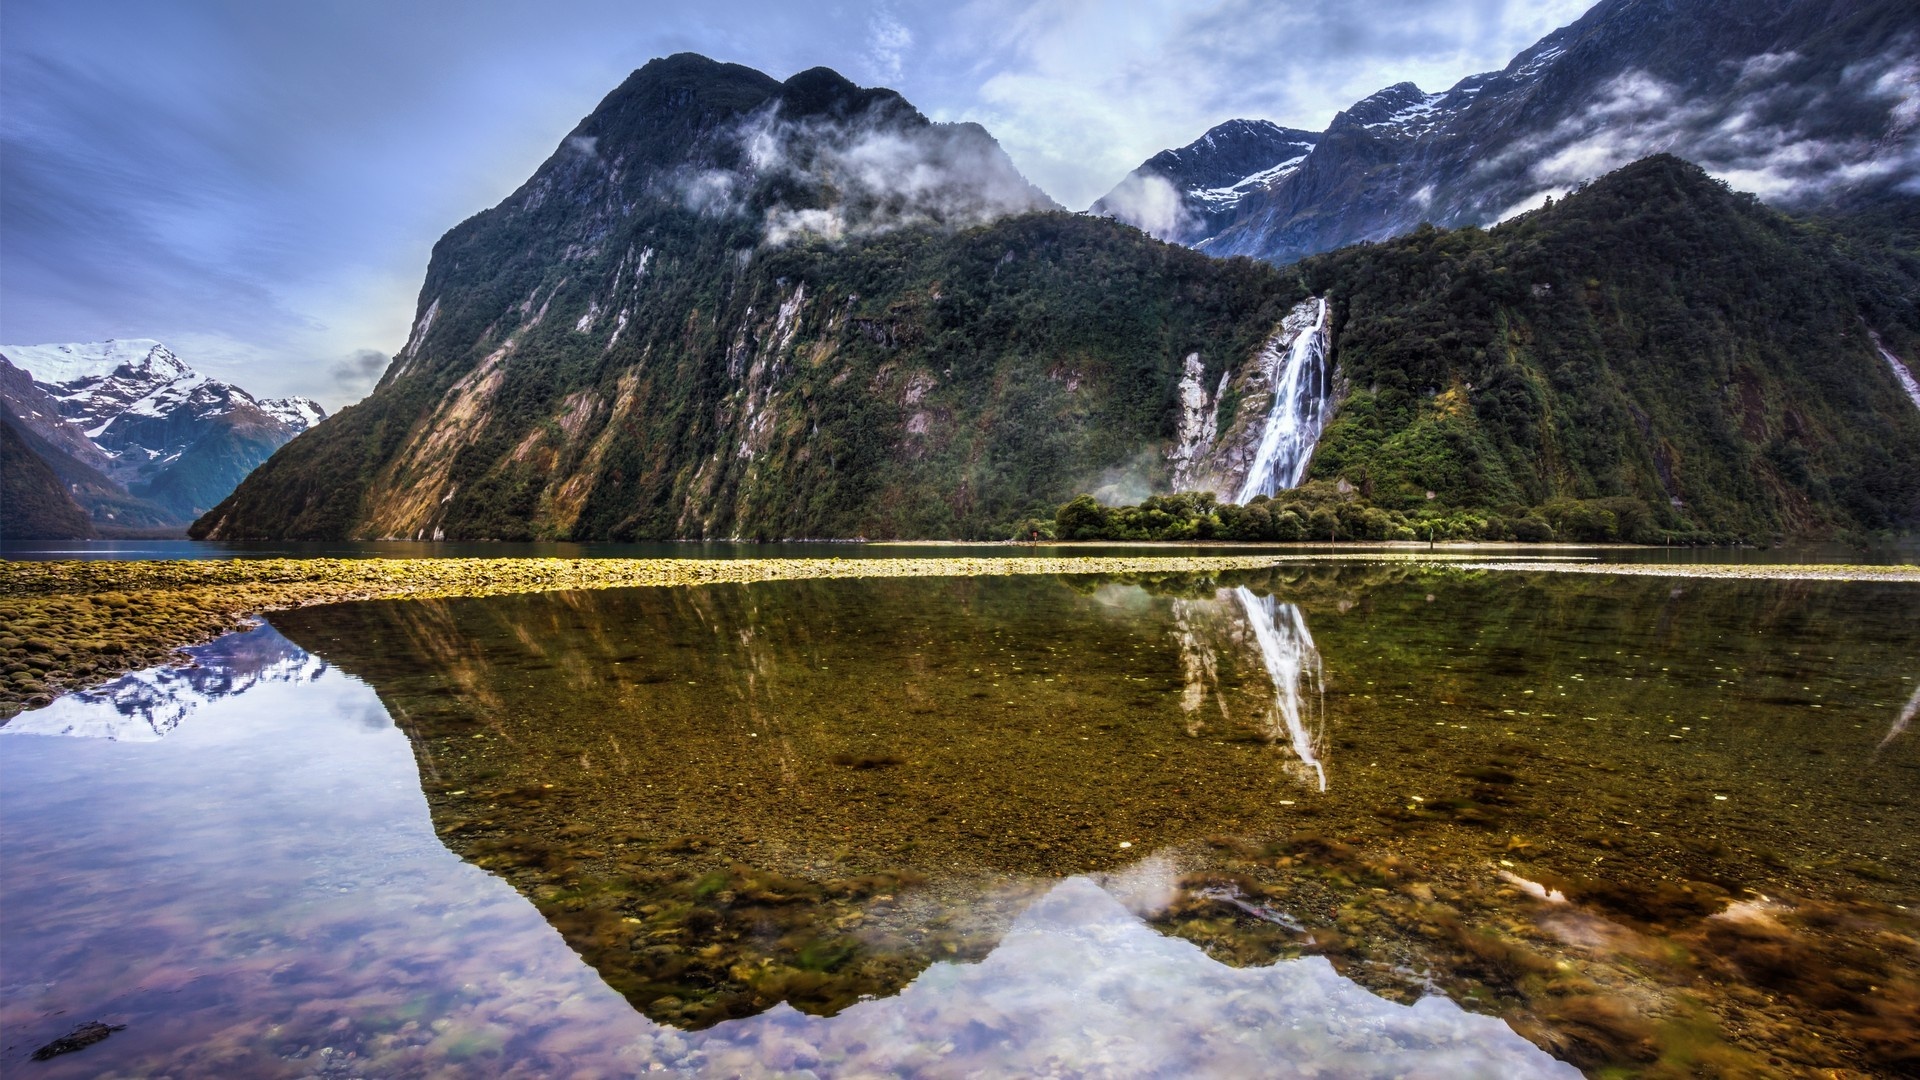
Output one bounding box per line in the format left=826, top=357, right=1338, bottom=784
left=866, top=8, right=915, bottom=85
left=1493, top=186, right=1567, bottom=224
left=702, top=103, right=1058, bottom=246
left=1485, top=43, right=1920, bottom=217
left=1093, top=172, right=1197, bottom=240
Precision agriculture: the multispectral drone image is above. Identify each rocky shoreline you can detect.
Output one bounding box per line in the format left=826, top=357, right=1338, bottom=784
left=2, top=554, right=1914, bottom=719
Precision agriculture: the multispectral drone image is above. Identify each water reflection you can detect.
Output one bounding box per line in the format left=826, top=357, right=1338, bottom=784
left=257, top=567, right=1920, bottom=1077
left=1882, top=681, right=1919, bottom=751
left=1173, top=588, right=1329, bottom=790
left=1, top=624, right=327, bottom=741
left=0, top=628, right=1572, bottom=1077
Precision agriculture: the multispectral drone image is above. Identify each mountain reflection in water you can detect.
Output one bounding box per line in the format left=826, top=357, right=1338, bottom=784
left=3, top=624, right=327, bottom=740
left=0, top=621, right=1571, bottom=1077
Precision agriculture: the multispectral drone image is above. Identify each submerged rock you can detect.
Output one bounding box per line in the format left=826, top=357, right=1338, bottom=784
left=30, top=1020, right=125, bottom=1061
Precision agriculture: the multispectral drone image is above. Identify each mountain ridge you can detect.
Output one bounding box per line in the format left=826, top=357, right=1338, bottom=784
left=188, top=52, right=1920, bottom=544
left=1094, top=0, right=1919, bottom=265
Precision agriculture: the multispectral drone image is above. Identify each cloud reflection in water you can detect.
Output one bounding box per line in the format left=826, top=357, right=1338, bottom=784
left=0, top=623, right=1573, bottom=1077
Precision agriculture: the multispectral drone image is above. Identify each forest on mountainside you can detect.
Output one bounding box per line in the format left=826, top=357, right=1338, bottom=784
left=1053, top=157, right=1919, bottom=545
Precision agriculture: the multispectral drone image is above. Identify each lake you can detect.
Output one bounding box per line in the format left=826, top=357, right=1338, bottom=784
left=2, top=562, right=1914, bottom=1076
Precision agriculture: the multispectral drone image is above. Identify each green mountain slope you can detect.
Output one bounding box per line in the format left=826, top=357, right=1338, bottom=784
left=1290, top=156, right=1920, bottom=540
left=191, top=56, right=1287, bottom=541
left=193, top=53, right=1920, bottom=544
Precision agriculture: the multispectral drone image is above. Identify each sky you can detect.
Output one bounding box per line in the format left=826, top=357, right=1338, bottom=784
left=0, top=0, right=1593, bottom=408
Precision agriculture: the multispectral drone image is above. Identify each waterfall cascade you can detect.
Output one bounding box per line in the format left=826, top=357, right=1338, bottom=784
left=1236, top=298, right=1332, bottom=503
left=1232, top=587, right=1329, bottom=792
left=1870, top=332, right=1920, bottom=412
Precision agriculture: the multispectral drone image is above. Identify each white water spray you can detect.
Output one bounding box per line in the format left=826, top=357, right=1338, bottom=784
left=1237, top=298, right=1332, bottom=503
left=1232, top=587, right=1329, bottom=791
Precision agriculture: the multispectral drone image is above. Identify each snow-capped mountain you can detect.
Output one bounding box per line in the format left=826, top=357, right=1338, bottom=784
left=1089, top=119, right=1318, bottom=244
left=0, top=339, right=326, bottom=530
left=1094, top=0, right=1918, bottom=264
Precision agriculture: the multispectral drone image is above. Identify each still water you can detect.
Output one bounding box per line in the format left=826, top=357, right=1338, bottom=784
left=2, top=565, right=1914, bottom=1077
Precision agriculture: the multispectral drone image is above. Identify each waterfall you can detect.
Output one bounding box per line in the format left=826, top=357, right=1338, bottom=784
left=1232, top=587, right=1329, bottom=792
left=1236, top=298, right=1332, bottom=503
left=1870, top=332, right=1920, bottom=413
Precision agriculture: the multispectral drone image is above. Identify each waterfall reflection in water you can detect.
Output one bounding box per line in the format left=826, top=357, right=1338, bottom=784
left=0, top=621, right=1573, bottom=1078
left=1175, top=587, right=1329, bottom=791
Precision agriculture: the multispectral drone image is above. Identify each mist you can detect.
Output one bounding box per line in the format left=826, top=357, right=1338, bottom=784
left=685, top=103, right=1061, bottom=246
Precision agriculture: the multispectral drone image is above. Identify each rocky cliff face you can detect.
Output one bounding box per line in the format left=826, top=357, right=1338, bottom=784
left=0, top=418, right=94, bottom=540
left=1096, top=0, right=1919, bottom=265
left=0, top=341, right=324, bottom=531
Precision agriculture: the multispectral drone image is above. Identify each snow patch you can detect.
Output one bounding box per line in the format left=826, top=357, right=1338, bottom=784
left=1190, top=151, right=1314, bottom=209
left=260, top=397, right=327, bottom=431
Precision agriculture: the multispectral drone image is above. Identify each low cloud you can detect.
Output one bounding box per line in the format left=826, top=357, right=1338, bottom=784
left=687, top=103, right=1058, bottom=246
left=1483, top=40, right=1920, bottom=215
left=1094, top=172, right=1199, bottom=241
left=328, top=347, right=390, bottom=398
left=1089, top=446, right=1166, bottom=506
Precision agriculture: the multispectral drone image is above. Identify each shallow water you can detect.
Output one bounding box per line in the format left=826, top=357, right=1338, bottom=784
left=3, top=565, right=1916, bottom=1077
left=1, top=536, right=1911, bottom=565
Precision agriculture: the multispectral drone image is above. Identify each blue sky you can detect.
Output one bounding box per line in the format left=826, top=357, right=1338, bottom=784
left=0, top=0, right=1591, bottom=407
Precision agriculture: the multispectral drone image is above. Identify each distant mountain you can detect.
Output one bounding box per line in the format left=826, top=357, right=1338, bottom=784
left=1094, top=0, right=1919, bottom=264
left=191, top=53, right=1920, bottom=544
left=1089, top=120, right=1318, bottom=245
left=0, top=340, right=325, bottom=534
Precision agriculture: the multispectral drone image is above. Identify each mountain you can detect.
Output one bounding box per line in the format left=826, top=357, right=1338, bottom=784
left=195, top=56, right=1920, bottom=544
left=1094, top=0, right=1919, bottom=265
left=0, top=340, right=325, bottom=533
left=1166, top=157, right=1920, bottom=541
left=0, top=418, right=95, bottom=540
left=194, top=55, right=1295, bottom=542
left=1089, top=119, right=1318, bottom=245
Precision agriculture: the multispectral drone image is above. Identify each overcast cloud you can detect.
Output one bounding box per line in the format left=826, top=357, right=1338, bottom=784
left=1, top=0, right=1592, bottom=408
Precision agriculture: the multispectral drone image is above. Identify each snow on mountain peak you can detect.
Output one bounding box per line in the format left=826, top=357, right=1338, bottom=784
left=0, top=339, right=184, bottom=386
left=260, top=396, right=327, bottom=431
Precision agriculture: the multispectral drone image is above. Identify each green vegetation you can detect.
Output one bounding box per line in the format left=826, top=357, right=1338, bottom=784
left=1282, top=156, right=1920, bottom=543
left=1055, top=486, right=1717, bottom=544
left=1056, top=487, right=1565, bottom=543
